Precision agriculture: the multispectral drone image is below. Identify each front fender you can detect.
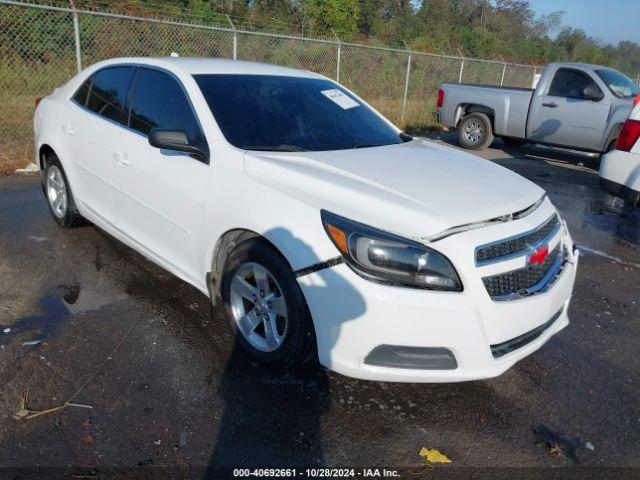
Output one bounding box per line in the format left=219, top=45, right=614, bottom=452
left=201, top=166, right=340, bottom=290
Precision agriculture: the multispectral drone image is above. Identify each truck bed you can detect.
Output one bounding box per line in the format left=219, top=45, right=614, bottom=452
left=438, top=83, right=534, bottom=139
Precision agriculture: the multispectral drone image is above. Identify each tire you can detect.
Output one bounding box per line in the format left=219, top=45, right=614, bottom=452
left=43, top=154, right=84, bottom=228
left=221, top=239, right=316, bottom=370
left=501, top=136, right=526, bottom=147
left=458, top=112, right=494, bottom=150
left=626, top=190, right=640, bottom=208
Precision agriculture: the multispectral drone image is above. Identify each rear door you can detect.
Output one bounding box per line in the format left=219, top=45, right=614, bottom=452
left=527, top=68, right=610, bottom=151
left=63, top=66, right=135, bottom=222
left=109, top=67, right=209, bottom=278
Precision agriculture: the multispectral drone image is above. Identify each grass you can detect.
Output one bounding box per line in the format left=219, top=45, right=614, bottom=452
left=0, top=94, right=36, bottom=176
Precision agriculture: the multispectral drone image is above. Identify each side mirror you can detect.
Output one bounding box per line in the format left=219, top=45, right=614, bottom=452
left=582, top=85, right=603, bottom=101
left=148, top=128, right=208, bottom=161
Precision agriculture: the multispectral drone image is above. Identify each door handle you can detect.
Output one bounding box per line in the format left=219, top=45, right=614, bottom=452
left=541, top=101, right=558, bottom=108
left=113, top=152, right=130, bottom=165
left=62, top=124, right=75, bottom=135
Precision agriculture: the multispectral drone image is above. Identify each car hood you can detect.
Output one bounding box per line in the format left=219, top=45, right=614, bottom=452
left=244, top=139, right=545, bottom=240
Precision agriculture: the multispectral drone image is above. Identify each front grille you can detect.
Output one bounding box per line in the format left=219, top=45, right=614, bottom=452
left=491, top=308, right=564, bottom=358
left=476, top=214, right=560, bottom=265
left=482, top=245, right=564, bottom=299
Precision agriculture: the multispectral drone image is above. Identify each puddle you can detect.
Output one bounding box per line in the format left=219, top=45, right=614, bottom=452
left=0, top=285, right=76, bottom=346
left=1, top=280, right=130, bottom=347
left=584, top=198, right=640, bottom=248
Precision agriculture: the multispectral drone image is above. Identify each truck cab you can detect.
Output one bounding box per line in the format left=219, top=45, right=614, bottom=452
left=437, top=62, right=639, bottom=153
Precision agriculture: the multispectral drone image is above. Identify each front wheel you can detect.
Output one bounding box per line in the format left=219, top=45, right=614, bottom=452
left=221, top=239, right=316, bottom=370
left=458, top=113, right=494, bottom=150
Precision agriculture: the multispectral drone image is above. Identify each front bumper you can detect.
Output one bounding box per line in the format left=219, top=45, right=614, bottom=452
left=298, top=218, right=578, bottom=383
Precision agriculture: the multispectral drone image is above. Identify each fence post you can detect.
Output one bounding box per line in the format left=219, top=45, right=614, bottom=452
left=401, top=42, right=412, bottom=123
left=458, top=59, right=464, bottom=83
left=532, top=66, right=537, bottom=88
left=69, top=0, right=82, bottom=73
left=226, top=14, right=237, bottom=60
left=499, top=56, right=506, bottom=86
left=332, top=29, right=341, bottom=82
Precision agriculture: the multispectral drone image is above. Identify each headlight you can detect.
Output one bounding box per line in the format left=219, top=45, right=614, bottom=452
left=321, top=210, right=462, bottom=291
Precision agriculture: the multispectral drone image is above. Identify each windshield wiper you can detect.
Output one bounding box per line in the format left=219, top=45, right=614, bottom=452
left=400, top=132, right=413, bottom=142
left=352, top=133, right=413, bottom=149
left=244, top=144, right=307, bottom=152
left=353, top=143, right=385, bottom=149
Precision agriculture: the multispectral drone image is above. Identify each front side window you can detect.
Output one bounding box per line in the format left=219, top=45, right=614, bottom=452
left=128, top=68, right=206, bottom=151
left=548, top=69, right=601, bottom=99
left=194, top=74, right=408, bottom=152
left=86, top=66, right=134, bottom=124
left=595, top=69, right=640, bottom=98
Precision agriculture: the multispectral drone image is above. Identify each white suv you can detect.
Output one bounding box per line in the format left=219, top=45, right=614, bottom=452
left=34, top=57, right=578, bottom=382
left=600, top=102, right=640, bottom=206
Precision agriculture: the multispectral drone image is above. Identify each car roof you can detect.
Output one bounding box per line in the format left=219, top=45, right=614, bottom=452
left=90, top=56, right=325, bottom=79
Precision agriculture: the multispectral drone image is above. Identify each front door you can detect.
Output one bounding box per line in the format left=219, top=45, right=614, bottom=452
left=527, top=68, right=610, bottom=151
left=109, top=67, right=210, bottom=278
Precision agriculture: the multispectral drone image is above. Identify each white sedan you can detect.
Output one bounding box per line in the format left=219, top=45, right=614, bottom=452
left=34, top=57, right=578, bottom=382
left=600, top=102, right=640, bottom=206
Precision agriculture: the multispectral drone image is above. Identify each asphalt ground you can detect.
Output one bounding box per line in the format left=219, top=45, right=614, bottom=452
left=0, top=134, right=639, bottom=479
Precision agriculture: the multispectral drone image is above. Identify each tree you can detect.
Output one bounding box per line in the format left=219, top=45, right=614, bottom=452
left=306, top=0, right=360, bottom=37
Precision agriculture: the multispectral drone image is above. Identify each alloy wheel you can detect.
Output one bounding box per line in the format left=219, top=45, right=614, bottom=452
left=229, top=262, right=288, bottom=352
left=46, top=165, right=68, bottom=219
left=463, top=120, right=484, bottom=145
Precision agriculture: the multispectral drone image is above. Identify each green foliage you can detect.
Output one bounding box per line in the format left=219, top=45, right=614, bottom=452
left=460, top=27, right=496, bottom=57
left=306, top=0, right=361, bottom=38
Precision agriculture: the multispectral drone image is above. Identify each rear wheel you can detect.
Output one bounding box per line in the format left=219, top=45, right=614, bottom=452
left=221, top=239, right=316, bottom=370
left=44, top=155, right=84, bottom=228
left=458, top=113, right=494, bottom=150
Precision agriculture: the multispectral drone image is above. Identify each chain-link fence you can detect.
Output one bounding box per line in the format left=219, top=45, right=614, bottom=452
left=0, top=0, right=539, bottom=171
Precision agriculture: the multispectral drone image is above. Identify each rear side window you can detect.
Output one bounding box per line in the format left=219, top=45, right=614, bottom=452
left=72, top=78, right=92, bottom=106
left=548, top=69, right=600, bottom=99
left=86, top=66, right=134, bottom=124
left=128, top=68, right=206, bottom=149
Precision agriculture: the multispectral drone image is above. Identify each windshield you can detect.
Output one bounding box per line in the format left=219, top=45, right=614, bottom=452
left=595, top=69, right=640, bottom=98
left=194, top=74, right=408, bottom=151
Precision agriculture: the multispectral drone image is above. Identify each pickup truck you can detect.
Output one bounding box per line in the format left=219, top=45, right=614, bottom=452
left=436, top=62, right=640, bottom=153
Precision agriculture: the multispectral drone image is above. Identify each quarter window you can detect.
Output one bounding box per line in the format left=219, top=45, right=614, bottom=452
left=548, top=69, right=601, bottom=99
left=72, top=77, right=92, bottom=106
left=128, top=68, right=206, bottom=150
left=86, top=66, right=135, bottom=124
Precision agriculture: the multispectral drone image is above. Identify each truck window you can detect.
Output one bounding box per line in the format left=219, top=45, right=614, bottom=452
left=548, top=69, right=601, bottom=100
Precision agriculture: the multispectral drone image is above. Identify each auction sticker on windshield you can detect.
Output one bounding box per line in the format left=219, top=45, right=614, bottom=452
left=321, top=89, right=360, bottom=109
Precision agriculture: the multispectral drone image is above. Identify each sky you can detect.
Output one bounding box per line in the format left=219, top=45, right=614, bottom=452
left=528, top=0, right=640, bottom=45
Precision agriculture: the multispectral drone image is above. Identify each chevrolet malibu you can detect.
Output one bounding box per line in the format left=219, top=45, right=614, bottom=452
left=34, top=57, right=579, bottom=382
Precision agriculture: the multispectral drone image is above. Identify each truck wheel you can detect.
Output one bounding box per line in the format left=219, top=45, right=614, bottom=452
left=501, top=136, right=526, bottom=147
left=458, top=113, right=494, bottom=150
left=221, top=239, right=316, bottom=370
